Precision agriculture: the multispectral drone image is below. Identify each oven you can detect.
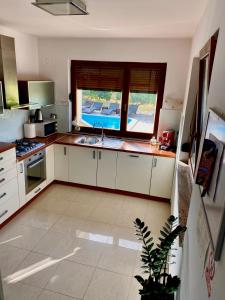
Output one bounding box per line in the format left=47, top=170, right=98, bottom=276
left=24, top=150, right=46, bottom=194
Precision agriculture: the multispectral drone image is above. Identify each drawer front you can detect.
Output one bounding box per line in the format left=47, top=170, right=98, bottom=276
left=0, top=177, right=19, bottom=206
left=0, top=159, right=16, bottom=176
left=0, top=167, right=17, bottom=189
left=26, top=180, right=47, bottom=203
left=0, top=148, right=16, bottom=164
left=0, top=194, right=19, bottom=225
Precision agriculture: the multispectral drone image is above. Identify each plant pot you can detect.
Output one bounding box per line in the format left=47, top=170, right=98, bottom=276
left=141, top=293, right=174, bottom=300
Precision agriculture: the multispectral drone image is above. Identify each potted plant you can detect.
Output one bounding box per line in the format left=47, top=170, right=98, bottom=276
left=134, top=215, right=186, bottom=300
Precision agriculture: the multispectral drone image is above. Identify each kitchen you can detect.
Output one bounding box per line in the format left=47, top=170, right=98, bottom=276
left=0, top=1, right=220, bottom=300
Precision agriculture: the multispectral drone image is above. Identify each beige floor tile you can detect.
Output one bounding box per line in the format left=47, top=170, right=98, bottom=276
left=5, top=252, right=59, bottom=288
left=46, top=260, right=94, bottom=298
left=0, top=245, right=29, bottom=277
left=98, top=245, right=138, bottom=276
left=64, top=201, right=95, bottom=219
left=33, top=231, right=75, bottom=258
left=3, top=282, right=42, bottom=300
left=50, top=215, right=85, bottom=235
left=113, top=226, right=142, bottom=251
left=38, top=290, right=78, bottom=300
left=0, top=223, right=47, bottom=251
left=127, top=277, right=142, bottom=300
left=84, top=269, right=131, bottom=300
left=14, top=209, right=61, bottom=230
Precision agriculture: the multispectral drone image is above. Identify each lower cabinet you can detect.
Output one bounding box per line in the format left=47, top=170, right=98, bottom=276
left=68, top=147, right=117, bottom=189
left=54, top=144, right=69, bottom=181
left=116, top=152, right=153, bottom=195
left=69, top=146, right=97, bottom=186
left=150, top=156, right=175, bottom=199
left=46, top=144, right=55, bottom=185
left=97, top=150, right=117, bottom=189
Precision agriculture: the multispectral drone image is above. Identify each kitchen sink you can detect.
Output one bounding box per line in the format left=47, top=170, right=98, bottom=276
left=76, top=136, right=101, bottom=145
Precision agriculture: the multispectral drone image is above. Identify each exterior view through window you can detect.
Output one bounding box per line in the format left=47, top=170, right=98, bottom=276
left=71, top=61, right=166, bottom=139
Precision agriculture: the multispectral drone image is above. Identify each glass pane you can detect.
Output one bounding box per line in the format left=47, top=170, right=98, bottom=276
left=77, top=89, right=122, bottom=130
left=127, top=92, right=157, bottom=133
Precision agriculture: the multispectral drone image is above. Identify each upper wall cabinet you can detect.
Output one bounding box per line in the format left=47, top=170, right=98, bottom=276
left=18, top=80, right=55, bottom=108
left=0, top=35, right=19, bottom=109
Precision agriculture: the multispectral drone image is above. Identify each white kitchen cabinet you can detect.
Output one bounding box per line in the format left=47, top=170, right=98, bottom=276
left=54, top=144, right=69, bottom=181
left=150, top=156, right=175, bottom=199
left=97, top=150, right=117, bottom=189
left=46, top=144, right=55, bottom=185
left=116, top=152, right=153, bottom=194
left=68, top=146, right=97, bottom=186
left=17, top=161, right=26, bottom=207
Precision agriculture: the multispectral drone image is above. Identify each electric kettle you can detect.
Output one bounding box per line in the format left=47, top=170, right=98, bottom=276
left=34, top=109, right=43, bottom=123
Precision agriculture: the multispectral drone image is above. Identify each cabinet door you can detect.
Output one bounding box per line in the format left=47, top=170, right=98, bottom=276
left=116, top=152, right=152, bottom=194
left=150, top=156, right=175, bottom=199
left=54, top=144, right=69, bottom=181
left=17, top=161, right=26, bottom=207
left=97, top=150, right=117, bottom=189
left=68, top=146, right=97, bottom=186
left=46, top=144, right=55, bottom=185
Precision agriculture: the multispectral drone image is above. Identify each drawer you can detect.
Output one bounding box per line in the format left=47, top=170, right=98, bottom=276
left=26, top=180, right=47, bottom=203
left=0, top=148, right=16, bottom=164
left=0, top=159, right=16, bottom=176
left=0, top=177, right=19, bottom=206
left=0, top=193, right=19, bottom=225
left=0, top=167, right=17, bottom=189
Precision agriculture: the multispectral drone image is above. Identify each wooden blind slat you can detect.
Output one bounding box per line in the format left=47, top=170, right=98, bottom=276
left=76, top=66, right=124, bottom=91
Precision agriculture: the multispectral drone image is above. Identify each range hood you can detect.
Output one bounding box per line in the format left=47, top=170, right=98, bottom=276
left=32, top=0, right=88, bottom=15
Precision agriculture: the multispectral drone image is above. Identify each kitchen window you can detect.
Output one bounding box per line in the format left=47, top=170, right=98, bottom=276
left=71, top=60, right=166, bottom=139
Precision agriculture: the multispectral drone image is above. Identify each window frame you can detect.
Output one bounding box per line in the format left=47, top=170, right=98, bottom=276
left=71, top=60, right=167, bottom=139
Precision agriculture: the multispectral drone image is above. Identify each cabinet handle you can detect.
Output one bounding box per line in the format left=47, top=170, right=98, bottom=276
left=64, top=147, right=67, bottom=156
left=153, top=158, right=157, bottom=168
left=19, top=164, right=24, bottom=174
left=129, top=154, right=139, bottom=158
left=0, top=210, right=8, bottom=218
left=99, top=151, right=101, bottom=160
left=0, top=192, right=6, bottom=199
left=35, top=187, right=41, bottom=194
left=93, top=151, right=96, bottom=159
left=0, top=168, right=4, bottom=173
left=0, top=157, right=3, bottom=161
left=0, top=178, right=5, bottom=184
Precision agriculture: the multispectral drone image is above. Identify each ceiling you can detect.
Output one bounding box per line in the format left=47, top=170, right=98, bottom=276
left=0, top=0, right=209, bottom=38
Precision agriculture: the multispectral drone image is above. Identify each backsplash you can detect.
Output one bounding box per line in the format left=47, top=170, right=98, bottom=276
left=0, top=109, right=29, bottom=142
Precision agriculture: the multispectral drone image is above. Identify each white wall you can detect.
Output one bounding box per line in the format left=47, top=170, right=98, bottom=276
left=38, top=38, right=191, bottom=131
left=179, top=0, right=225, bottom=299
left=0, top=25, right=39, bottom=141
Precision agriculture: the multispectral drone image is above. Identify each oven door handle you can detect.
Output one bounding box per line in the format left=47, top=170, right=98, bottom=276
left=27, top=158, right=44, bottom=169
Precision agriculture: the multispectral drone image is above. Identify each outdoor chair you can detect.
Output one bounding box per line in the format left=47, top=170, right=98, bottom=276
left=101, top=102, right=120, bottom=115
left=83, top=102, right=103, bottom=114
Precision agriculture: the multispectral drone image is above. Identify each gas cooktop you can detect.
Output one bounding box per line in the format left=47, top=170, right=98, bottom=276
left=15, top=139, right=45, bottom=157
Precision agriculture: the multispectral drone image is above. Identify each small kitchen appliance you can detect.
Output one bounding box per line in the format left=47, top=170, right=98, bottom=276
left=34, top=109, right=43, bottom=123
left=35, top=120, right=58, bottom=137
left=24, top=123, right=36, bottom=139
left=159, top=129, right=175, bottom=151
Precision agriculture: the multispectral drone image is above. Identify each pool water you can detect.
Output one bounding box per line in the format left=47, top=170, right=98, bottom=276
left=82, top=113, right=132, bottom=130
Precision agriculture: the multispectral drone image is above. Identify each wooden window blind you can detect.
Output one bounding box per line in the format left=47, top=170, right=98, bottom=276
left=75, top=66, right=124, bottom=91
left=129, top=68, right=162, bottom=93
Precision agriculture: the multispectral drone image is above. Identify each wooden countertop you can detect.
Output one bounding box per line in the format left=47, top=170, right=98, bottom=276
left=0, top=142, right=16, bottom=154
left=55, top=134, right=176, bottom=158
left=16, top=133, right=176, bottom=160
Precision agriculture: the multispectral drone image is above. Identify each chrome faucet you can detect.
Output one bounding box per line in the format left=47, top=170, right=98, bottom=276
left=93, top=122, right=105, bottom=142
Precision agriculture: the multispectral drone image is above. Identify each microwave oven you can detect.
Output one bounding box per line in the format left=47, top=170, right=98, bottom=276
left=35, top=120, right=57, bottom=137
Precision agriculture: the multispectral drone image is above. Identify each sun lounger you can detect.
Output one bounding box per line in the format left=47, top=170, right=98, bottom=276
left=83, top=102, right=103, bottom=114
left=101, top=103, right=120, bottom=115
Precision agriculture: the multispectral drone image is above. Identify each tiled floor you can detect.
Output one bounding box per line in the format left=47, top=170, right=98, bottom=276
left=0, top=184, right=170, bottom=300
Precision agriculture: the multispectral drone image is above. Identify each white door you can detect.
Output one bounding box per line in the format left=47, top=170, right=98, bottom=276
left=68, top=146, right=98, bottom=186
left=17, top=161, right=26, bottom=207
left=46, top=144, right=55, bottom=185
left=150, top=156, right=175, bottom=199
left=97, top=150, right=117, bottom=189
left=116, top=152, right=153, bottom=194
left=54, top=144, right=69, bottom=181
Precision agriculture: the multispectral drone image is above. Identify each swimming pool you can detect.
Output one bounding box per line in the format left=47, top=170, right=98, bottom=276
left=82, top=113, right=133, bottom=130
